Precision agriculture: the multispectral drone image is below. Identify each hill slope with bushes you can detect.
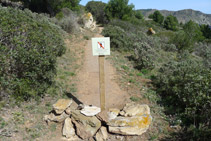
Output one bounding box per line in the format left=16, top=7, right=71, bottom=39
left=0, top=6, right=65, bottom=101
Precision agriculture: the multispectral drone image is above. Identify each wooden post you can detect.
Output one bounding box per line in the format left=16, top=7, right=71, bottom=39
left=99, top=55, right=105, bottom=111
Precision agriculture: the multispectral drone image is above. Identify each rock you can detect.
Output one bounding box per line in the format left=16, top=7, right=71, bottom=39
left=83, top=12, right=96, bottom=31
left=109, top=108, right=120, bottom=116
left=116, top=136, right=124, bottom=141
left=122, top=103, right=150, bottom=117
left=108, top=112, right=117, bottom=121
left=63, top=118, right=75, bottom=138
left=95, top=127, right=108, bottom=141
left=71, top=110, right=101, bottom=139
left=65, top=106, right=72, bottom=115
left=53, top=99, right=72, bottom=114
left=96, top=110, right=109, bottom=123
left=44, top=112, right=69, bottom=123
left=147, top=28, right=156, bottom=35
left=80, top=105, right=101, bottom=116
left=108, top=108, right=120, bottom=120
left=108, top=115, right=152, bottom=135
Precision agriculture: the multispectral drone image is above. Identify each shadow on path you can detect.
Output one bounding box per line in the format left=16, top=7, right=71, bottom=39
left=65, top=92, right=83, bottom=105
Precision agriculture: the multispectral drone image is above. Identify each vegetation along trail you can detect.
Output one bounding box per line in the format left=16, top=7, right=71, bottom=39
left=76, top=28, right=130, bottom=109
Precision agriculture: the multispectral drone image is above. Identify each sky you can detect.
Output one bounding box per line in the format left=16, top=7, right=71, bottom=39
left=80, top=0, right=211, bottom=14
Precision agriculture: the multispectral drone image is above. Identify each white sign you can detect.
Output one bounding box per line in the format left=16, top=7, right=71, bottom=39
left=92, top=37, right=110, bottom=56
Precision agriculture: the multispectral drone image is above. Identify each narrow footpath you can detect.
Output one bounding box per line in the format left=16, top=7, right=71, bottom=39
left=76, top=28, right=129, bottom=109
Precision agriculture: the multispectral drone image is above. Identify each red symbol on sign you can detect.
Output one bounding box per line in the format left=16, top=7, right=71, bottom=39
left=98, top=42, right=104, bottom=49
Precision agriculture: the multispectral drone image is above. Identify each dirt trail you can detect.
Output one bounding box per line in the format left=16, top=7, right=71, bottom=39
left=76, top=28, right=129, bottom=109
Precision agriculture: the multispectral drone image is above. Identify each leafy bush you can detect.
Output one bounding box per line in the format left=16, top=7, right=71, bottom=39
left=169, top=31, right=193, bottom=52
left=200, top=24, right=211, bottom=39
left=55, top=8, right=80, bottom=33
left=153, top=53, right=211, bottom=139
left=183, top=20, right=204, bottom=42
left=105, top=0, right=134, bottom=21
left=164, top=15, right=178, bottom=31
left=11, top=0, right=81, bottom=15
left=102, top=25, right=133, bottom=51
left=152, top=11, right=164, bottom=25
left=134, top=10, right=143, bottom=20
left=194, top=42, right=211, bottom=68
left=85, top=1, right=108, bottom=24
left=134, top=42, right=156, bottom=69
left=0, top=6, right=65, bottom=101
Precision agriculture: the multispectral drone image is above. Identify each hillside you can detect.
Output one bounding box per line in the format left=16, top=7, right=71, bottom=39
left=140, top=9, right=211, bottom=25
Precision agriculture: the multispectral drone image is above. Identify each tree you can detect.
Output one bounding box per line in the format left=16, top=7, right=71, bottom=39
left=49, top=0, right=81, bottom=14
left=148, top=14, right=153, bottom=19
left=134, top=10, right=143, bottom=20
left=85, top=1, right=108, bottom=24
left=10, top=0, right=81, bottom=15
left=152, top=11, right=164, bottom=24
left=164, top=15, right=178, bottom=31
left=200, top=24, right=211, bottom=39
left=105, top=0, right=134, bottom=21
left=183, top=20, right=204, bottom=42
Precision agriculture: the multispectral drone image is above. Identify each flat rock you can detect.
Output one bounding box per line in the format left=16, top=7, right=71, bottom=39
left=122, top=103, right=150, bottom=117
left=44, top=112, right=69, bottom=123
left=96, top=110, right=109, bottom=123
left=63, top=118, right=75, bottom=138
left=95, top=127, right=108, bottom=141
left=71, top=110, right=101, bottom=139
left=80, top=105, right=101, bottom=116
left=53, top=99, right=72, bottom=114
left=108, top=115, right=152, bottom=135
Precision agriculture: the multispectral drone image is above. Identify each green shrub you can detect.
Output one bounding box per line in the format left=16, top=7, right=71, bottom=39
left=102, top=19, right=165, bottom=70
left=183, top=20, right=204, bottom=42
left=164, top=15, right=179, bottom=31
left=169, top=31, right=193, bottom=52
left=102, top=25, right=133, bottom=51
left=194, top=42, right=211, bottom=68
left=0, top=6, right=65, bottom=101
left=55, top=8, right=80, bottom=33
left=153, top=53, right=211, bottom=139
left=134, top=10, right=143, bottom=20
left=11, top=0, right=81, bottom=15
left=105, top=0, right=134, bottom=21
left=134, top=42, right=156, bottom=70
left=152, top=11, right=164, bottom=25
left=200, top=24, right=211, bottom=39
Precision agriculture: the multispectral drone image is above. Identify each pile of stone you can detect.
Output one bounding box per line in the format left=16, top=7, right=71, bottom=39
left=44, top=99, right=152, bottom=140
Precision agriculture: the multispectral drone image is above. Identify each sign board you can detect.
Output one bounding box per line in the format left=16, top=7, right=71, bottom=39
left=92, top=37, right=110, bottom=56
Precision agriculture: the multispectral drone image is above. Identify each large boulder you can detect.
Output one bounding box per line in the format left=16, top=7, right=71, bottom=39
left=71, top=110, right=101, bottom=139
left=108, top=115, right=152, bottom=136
left=147, top=28, right=156, bottom=35
left=107, top=103, right=152, bottom=136
left=83, top=12, right=96, bottom=31
left=53, top=99, right=72, bottom=114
